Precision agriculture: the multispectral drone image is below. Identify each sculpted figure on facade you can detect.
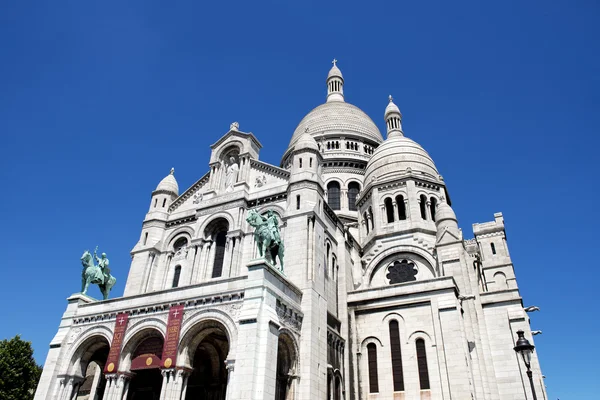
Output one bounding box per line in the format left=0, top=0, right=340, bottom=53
left=255, top=174, right=267, bottom=187
left=225, top=156, right=239, bottom=192
left=80, top=246, right=117, bottom=300
left=246, top=209, right=285, bottom=271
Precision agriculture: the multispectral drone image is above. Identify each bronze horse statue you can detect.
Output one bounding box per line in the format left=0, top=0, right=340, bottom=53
left=80, top=250, right=116, bottom=300
left=246, top=209, right=285, bottom=272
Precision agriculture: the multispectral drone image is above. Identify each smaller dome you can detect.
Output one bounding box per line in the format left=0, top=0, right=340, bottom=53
left=155, top=168, right=179, bottom=195
left=435, top=202, right=457, bottom=224
left=327, top=59, right=343, bottom=80
left=295, top=130, right=319, bottom=152
left=384, top=95, right=401, bottom=119
left=364, top=136, right=439, bottom=185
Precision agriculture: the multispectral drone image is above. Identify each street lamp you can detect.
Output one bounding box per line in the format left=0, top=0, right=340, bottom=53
left=513, top=330, right=538, bottom=400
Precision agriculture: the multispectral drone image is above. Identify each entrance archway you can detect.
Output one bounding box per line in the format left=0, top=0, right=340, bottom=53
left=184, top=323, right=229, bottom=400
left=73, top=337, right=110, bottom=400
left=275, top=333, right=297, bottom=400
left=127, top=334, right=164, bottom=400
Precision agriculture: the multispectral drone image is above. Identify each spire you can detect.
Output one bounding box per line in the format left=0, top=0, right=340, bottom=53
left=326, top=59, right=344, bottom=103
left=384, top=95, right=403, bottom=137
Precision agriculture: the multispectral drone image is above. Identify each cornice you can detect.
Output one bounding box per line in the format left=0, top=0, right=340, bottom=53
left=247, top=192, right=287, bottom=209
left=169, top=172, right=210, bottom=212
left=250, top=159, right=291, bottom=180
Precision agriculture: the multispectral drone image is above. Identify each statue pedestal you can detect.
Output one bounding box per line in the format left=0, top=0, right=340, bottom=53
left=67, top=292, right=97, bottom=304
left=228, top=259, right=302, bottom=400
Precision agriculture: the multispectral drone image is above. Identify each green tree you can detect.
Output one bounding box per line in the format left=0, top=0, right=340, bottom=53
left=0, top=335, right=42, bottom=400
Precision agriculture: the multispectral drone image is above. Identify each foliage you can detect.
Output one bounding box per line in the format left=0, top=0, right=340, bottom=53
left=0, top=335, right=42, bottom=400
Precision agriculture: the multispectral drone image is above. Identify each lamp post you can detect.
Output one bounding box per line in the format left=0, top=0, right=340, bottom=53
left=513, top=330, right=538, bottom=400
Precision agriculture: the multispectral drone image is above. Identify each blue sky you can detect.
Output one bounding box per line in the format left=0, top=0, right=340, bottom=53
left=0, top=1, right=598, bottom=397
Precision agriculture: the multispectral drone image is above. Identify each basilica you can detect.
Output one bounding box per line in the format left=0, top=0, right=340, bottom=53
left=35, top=62, right=546, bottom=400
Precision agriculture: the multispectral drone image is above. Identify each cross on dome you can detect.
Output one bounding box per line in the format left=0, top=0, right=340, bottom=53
left=170, top=167, right=175, bottom=175
left=389, top=95, right=393, bottom=102
left=332, top=58, right=338, bottom=66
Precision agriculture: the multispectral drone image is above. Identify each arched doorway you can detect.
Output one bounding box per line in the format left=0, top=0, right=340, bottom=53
left=73, top=337, right=110, bottom=400
left=184, top=327, right=229, bottom=400
left=275, top=333, right=297, bottom=400
left=127, top=334, right=164, bottom=400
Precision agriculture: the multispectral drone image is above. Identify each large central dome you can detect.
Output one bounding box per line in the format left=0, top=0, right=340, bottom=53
left=288, top=101, right=383, bottom=148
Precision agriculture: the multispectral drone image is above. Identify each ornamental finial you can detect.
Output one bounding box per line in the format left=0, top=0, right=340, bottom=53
left=332, top=58, right=338, bottom=66
left=389, top=94, right=393, bottom=103
left=170, top=167, right=174, bottom=175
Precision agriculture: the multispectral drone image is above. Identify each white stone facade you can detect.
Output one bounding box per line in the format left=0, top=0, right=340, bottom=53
left=35, top=63, right=546, bottom=400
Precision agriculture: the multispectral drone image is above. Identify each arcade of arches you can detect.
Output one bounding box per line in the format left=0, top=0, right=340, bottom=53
left=64, top=320, right=299, bottom=400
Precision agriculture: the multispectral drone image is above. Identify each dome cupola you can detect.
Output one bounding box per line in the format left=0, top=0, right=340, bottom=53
left=384, top=95, right=403, bottom=137
left=155, top=168, right=179, bottom=196
left=294, top=128, right=320, bottom=152
left=364, top=98, right=439, bottom=187
left=327, top=59, right=344, bottom=103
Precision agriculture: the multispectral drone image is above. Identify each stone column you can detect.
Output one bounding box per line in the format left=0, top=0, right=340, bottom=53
left=341, top=189, right=348, bottom=210
left=159, top=252, right=174, bottom=290
left=112, top=374, right=130, bottom=400
left=60, top=376, right=82, bottom=400
left=101, top=374, right=117, bottom=400
left=141, top=251, right=155, bottom=294
left=205, top=241, right=217, bottom=279
left=404, top=197, right=410, bottom=220
left=53, top=377, right=66, bottom=400
left=169, top=369, right=190, bottom=400
left=230, top=236, right=241, bottom=277
left=88, top=364, right=102, bottom=400
left=196, top=241, right=209, bottom=282
left=426, top=199, right=432, bottom=220
left=189, top=243, right=202, bottom=285
left=224, top=360, right=235, bottom=400
left=159, top=369, right=174, bottom=400
left=222, top=236, right=233, bottom=278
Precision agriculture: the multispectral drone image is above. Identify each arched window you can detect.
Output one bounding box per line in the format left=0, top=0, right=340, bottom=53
left=493, top=271, right=507, bottom=289
left=396, top=195, right=407, bottom=220
left=299, top=158, right=303, bottom=168
left=143, top=232, right=148, bottom=246
left=416, top=339, right=430, bottom=390
left=334, top=376, right=342, bottom=400
left=154, top=198, right=157, bottom=208
left=389, top=321, right=404, bottom=391
left=172, top=266, right=181, bottom=288
left=173, top=237, right=188, bottom=252
left=326, top=243, right=331, bottom=277
left=367, top=343, right=379, bottom=393
left=364, top=212, right=370, bottom=234
left=348, top=182, right=360, bottom=211
left=212, top=231, right=227, bottom=278
left=327, top=181, right=341, bottom=210
left=385, top=198, right=395, bottom=223
left=420, top=195, right=428, bottom=220
left=430, top=197, right=437, bottom=222
left=162, top=198, right=167, bottom=207
left=491, top=242, right=497, bottom=255
left=296, top=195, right=301, bottom=210
left=204, top=218, right=229, bottom=279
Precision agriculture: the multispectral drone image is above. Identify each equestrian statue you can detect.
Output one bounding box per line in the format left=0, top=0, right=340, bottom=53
left=80, top=246, right=117, bottom=300
left=246, top=209, right=285, bottom=272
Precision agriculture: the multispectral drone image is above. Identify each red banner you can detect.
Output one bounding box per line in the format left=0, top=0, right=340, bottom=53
left=161, top=305, right=184, bottom=368
left=104, top=312, right=129, bottom=373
